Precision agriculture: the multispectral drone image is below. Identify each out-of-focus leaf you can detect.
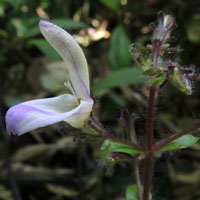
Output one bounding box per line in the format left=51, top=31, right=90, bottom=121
left=4, top=96, right=24, bottom=107
left=187, top=14, right=200, bottom=43
left=157, top=135, right=199, bottom=152
left=98, top=0, right=121, bottom=10
left=46, top=184, right=78, bottom=197
left=23, top=26, right=40, bottom=39
left=40, top=73, right=64, bottom=92
left=0, top=185, right=14, bottom=200
left=101, top=140, right=144, bottom=163
left=28, top=39, right=61, bottom=61
left=51, top=18, right=87, bottom=29
left=13, top=137, right=76, bottom=162
left=23, top=18, right=86, bottom=39
left=39, top=60, right=70, bottom=92
left=7, top=0, right=22, bottom=9
left=92, top=68, right=146, bottom=94
left=0, top=163, right=74, bottom=182
left=0, top=2, right=5, bottom=16
left=126, top=185, right=138, bottom=200
left=10, top=18, right=28, bottom=38
left=109, top=26, right=131, bottom=69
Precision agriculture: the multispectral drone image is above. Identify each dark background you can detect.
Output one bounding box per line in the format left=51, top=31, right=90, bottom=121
left=1, top=0, right=200, bottom=199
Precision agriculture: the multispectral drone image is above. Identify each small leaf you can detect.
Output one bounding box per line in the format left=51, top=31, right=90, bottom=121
left=108, top=141, right=143, bottom=154
left=109, top=26, right=131, bottom=69
left=101, top=140, right=144, bottom=163
left=126, top=185, right=138, bottom=200
left=92, top=68, right=146, bottom=94
left=143, top=68, right=163, bottom=76
left=98, top=0, right=121, bottom=10
left=150, top=76, right=165, bottom=86
left=157, top=134, right=199, bottom=152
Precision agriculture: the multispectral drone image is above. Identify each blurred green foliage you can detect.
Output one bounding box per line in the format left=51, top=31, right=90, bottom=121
left=1, top=0, right=200, bottom=199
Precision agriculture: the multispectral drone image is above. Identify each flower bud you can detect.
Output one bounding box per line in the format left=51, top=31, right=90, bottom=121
left=152, top=11, right=176, bottom=45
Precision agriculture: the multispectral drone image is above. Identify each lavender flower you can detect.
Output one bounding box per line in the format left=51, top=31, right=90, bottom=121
left=5, top=20, right=93, bottom=136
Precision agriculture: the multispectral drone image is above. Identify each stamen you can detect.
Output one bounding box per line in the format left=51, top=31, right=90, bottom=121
left=64, top=81, right=79, bottom=105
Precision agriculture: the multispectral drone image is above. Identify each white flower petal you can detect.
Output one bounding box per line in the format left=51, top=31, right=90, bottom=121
left=39, top=20, right=91, bottom=101
left=5, top=94, right=93, bottom=136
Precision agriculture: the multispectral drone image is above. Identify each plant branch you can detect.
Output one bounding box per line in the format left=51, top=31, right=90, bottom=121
left=135, top=156, right=144, bottom=200
left=154, top=120, right=200, bottom=151
left=88, top=119, right=146, bottom=152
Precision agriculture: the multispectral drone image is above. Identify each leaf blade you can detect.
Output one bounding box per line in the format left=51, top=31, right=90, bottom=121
left=157, top=134, right=199, bottom=152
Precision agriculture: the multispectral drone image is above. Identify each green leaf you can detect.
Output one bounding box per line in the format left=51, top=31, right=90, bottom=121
left=143, top=68, right=163, bottom=76
left=28, top=39, right=61, bottom=61
left=150, top=76, right=165, bottom=86
left=7, top=0, right=22, bottom=9
left=92, top=68, right=146, bottom=94
left=23, top=26, right=40, bottom=39
left=126, top=185, right=138, bottom=200
left=109, top=26, right=131, bottom=69
left=169, top=67, right=192, bottom=95
left=101, top=140, right=144, bottom=163
left=98, top=0, right=121, bottom=10
left=158, top=134, right=199, bottom=152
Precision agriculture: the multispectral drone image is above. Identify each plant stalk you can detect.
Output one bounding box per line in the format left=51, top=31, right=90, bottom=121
left=143, top=41, right=159, bottom=200
left=143, top=86, right=157, bottom=200
left=88, top=119, right=146, bottom=152
left=154, top=121, right=200, bottom=151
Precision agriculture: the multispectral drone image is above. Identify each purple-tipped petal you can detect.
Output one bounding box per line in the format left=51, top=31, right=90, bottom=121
left=5, top=105, right=52, bottom=135
left=5, top=94, right=93, bottom=136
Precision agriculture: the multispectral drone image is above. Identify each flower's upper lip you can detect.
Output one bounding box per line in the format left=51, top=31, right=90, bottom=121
left=39, top=20, right=58, bottom=31
left=39, top=20, right=91, bottom=101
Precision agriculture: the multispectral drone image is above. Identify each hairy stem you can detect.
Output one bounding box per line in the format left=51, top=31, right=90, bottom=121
left=143, top=86, right=157, bottom=200
left=154, top=121, right=200, bottom=151
left=143, top=154, right=154, bottom=200
left=88, top=119, right=146, bottom=152
left=146, top=86, right=157, bottom=151
left=143, top=41, right=159, bottom=200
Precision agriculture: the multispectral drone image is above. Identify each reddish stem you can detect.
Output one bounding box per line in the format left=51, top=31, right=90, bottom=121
left=143, top=86, right=157, bottom=200
left=154, top=121, right=200, bottom=151
left=88, top=119, right=146, bottom=152
left=143, top=41, right=160, bottom=200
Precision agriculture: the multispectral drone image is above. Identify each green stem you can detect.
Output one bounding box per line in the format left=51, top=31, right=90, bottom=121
left=135, top=156, right=143, bottom=200
left=154, top=121, right=200, bottom=151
